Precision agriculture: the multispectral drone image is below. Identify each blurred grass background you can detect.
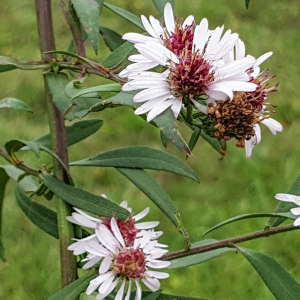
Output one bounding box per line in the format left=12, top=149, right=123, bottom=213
left=0, top=0, right=300, bottom=299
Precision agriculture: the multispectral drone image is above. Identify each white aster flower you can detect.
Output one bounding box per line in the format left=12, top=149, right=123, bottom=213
left=120, top=3, right=257, bottom=122
left=81, top=221, right=170, bottom=300
left=274, top=193, right=300, bottom=226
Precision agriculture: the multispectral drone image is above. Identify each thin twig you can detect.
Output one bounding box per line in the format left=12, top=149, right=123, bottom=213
left=162, top=224, right=297, bottom=260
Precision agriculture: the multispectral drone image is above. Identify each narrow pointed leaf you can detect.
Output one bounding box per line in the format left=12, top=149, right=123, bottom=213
left=160, top=131, right=168, bottom=148
left=0, top=165, right=37, bottom=192
left=70, top=146, right=199, bottom=182
left=117, top=168, right=187, bottom=234
left=152, top=0, right=174, bottom=17
left=99, top=26, right=125, bottom=51
left=70, top=83, right=121, bottom=100
left=188, top=127, right=201, bottom=152
left=72, top=0, right=99, bottom=54
left=40, top=172, right=129, bottom=220
left=0, top=98, right=32, bottom=112
left=34, top=119, right=103, bottom=149
left=267, top=173, right=300, bottom=228
left=142, top=290, right=162, bottom=300
left=14, top=185, right=58, bottom=238
left=141, top=292, right=207, bottom=300
left=238, top=247, right=300, bottom=299
left=200, top=131, right=223, bottom=153
left=5, top=139, right=40, bottom=158
left=168, top=239, right=235, bottom=269
left=0, top=168, right=9, bottom=261
left=103, top=3, right=144, bottom=30
left=245, top=0, right=250, bottom=9
left=203, top=212, right=296, bottom=237
left=46, top=72, right=70, bottom=114
left=48, top=272, right=97, bottom=300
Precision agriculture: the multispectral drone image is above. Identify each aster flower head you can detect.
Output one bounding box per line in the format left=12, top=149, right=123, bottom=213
left=121, top=3, right=257, bottom=122
left=75, top=221, right=170, bottom=300
left=205, top=39, right=282, bottom=157
left=274, top=193, right=300, bottom=226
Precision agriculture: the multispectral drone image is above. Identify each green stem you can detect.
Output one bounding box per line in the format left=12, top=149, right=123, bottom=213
left=161, top=223, right=297, bottom=260
left=35, top=0, right=78, bottom=288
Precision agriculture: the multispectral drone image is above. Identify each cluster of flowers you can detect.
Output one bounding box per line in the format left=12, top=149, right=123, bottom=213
left=120, top=3, right=282, bottom=157
left=67, top=197, right=170, bottom=300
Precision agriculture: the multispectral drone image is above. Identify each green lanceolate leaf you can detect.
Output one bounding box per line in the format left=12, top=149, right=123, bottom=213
left=267, top=172, right=300, bottom=228
left=200, top=131, right=223, bottom=154
left=103, top=3, right=144, bottom=30
left=72, top=0, right=100, bottom=54
left=142, top=290, right=162, bottom=300
left=203, top=212, right=296, bottom=237
left=70, top=146, right=199, bottom=182
left=238, top=247, right=300, bottom=299
left=160, top=131, right=168, bottom=148
left=152, top=0, right=174, bottom=17
left=34, top=119, right=103, bottom=149
left=101, top=42, right=136, bottom=71
left=47, top=272, right=97, bottom=300
left=99, top=26, right=125, bottom=51
left=0, top=98, right=32, bottom=112
left=46, top=72, right=70, bottom=114
left=0, top=165, right=37, bottom=192
left=5, top=139, right=40, bottom=158
left=245, top=0, right=250, bottom=9
left=40, top=172, right=129, bottom=220
left=70, top=83, right=121, bottom=100
left=154, top=109, right=191, bottom=157
left=0, top=168, right=9, bottom=261
left=168, top=239, right=235, bottom=269
left=188, top=127, right=201, bottom=153
left=117, top=168, right=185, bottom=230
left=141, top=292, right=207, bottom=300
left=14, top=185, right=58, bottom=238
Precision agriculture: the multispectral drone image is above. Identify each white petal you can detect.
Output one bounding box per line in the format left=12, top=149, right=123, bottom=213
left=183, top=15, right=194, bottom=28
left=111, top=217, right=125, bottom=247
left=171, top=99, right=182, bottom=119
left=144, top=41, right=179, bottom=63
left=213, top=32, right=239, bottom=60
left=261, top=118, right=282, bottom=135
left=235, top=38, right=245, bottom=60
left=293, top=217, right=300, bottom=227
left=191, top=99, right=208, bottom=113
left=207, top=90, right=229, bottom=101
left=253, top=52, right=273, bottom=69
left=96, top=279, right=119, bottom=300
left=208, top=83, right=233, bottom=100
left=253, top=124, right=261, bottom=145
left=99, top=274, right=115, bottom=294
left=135, top=221, right=159, bottom=229
left=72, top=213, right=97, bottom=229
left=86, top=272, right=114, bottom=295
left=223, top=49, right=234, bottom=64
left=206, top=26, right=224, bottom=56
left=146, top=270, right=170, bottom=279
left=223, top=73, right=250, bottom=82
left=114, top=280, right=126, bottom=300
left=99, top=256, right=113, bottom=274
left=146, top=99, right=175, bottom=122
left=135, top=280, right=142, bottom=300
left=133, top=86, right=171, bottom=103
left=82, top=256, right=102, bottom=269
left=66, top=216, right=81, bottom=226
left=141, top=15, right=159, bottom=38
left=119, top=69, right=130, bottom=78
left=123, top=32, right=157, bottom=44
left=217, top=81, right=257, bottom=92
left=129, top=54, right=153, bottom=63
left=290, top=207, right=300, bottom=215
left=126, top=61, right=159, bottom=72
left=142, top=278, right=160, bottom=291
left=133, top=207, right=150, bottom=221
left=164, top=2, right=175, bottom=34
left=134, top=95, right=173, bottom=115
left=119, top=200, right=128, bottom=209
left=125, top=280, right=132, bottom=300
left=146, top=260, right=171, bottom=269
left=245, top=138, right=255, bottom=159
left=73, top=208, right=100, bottom=222
left=274, top=193, right=300, bottom=205
left=123, top=80, right=167, bottom=91
left=193, top=18, right=208, bottom=52
left=149, top=16, right=164, bottom=36
left=134, top=43, right=169, bottom=66
left=85, top=242, right=109, bottom=257
left=129, top=71, right=167, bottom=81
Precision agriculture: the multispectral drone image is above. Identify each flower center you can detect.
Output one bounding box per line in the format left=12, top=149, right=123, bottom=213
left=167, top=50, right=214, bottom=98
left=102, top=217, right=138, bottom=247
left=162, top=19, right=194, bottom=55
left=112, top=248, right=146, bottom=279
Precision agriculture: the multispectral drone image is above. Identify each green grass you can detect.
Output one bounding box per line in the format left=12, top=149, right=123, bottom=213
left=1, top=0, right=300, bottom=299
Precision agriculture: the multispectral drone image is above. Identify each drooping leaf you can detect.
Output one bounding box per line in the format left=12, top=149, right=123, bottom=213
left=238, top=247, right=300, bottom=299
left=117, top=168, right=186, bottom=232
left=46, top=72, right=70, bottom=114
left=47, top=272, right=97, bottom=300
left=188, top=127, right=201, bottom=153
left=5, top=139, right=40, bottom=158
left=0, top=168, right=9, bottom=261
left=141, top=292, right=207, bottom=300
left=245, top=0, right=250, bottom=9
left=72, top=0, right=100, bottom=54
left=203, top=212, right=296, bottom=237
left=200, top=131, right=223, bottom=154
left=0, top=98, right=32, bottom=112
left=14, top=185, right=58, bottom=238
left=168, top=239, right=235, bottom=269
left=267, top=173, right=300, bottom=228
left=34, top=119, right=103, bottom=149
left=40, top=172, right=129, bottom=220
left=103, top=3, right=144, bottom=30
left=0, top=165, right=37, bottom=192
left=70, top=83, right=121, bottom=100
left=70, top=146, right=199, bottom=182
left=99, top=26, right=125, bottom=51
left=152, top=0, right=174, bottom=17
left=101, top=42, right=136, bottom=70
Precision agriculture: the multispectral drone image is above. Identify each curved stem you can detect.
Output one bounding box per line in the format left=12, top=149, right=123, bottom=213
left=162, top=224, right=297, bottom=260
